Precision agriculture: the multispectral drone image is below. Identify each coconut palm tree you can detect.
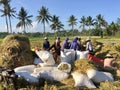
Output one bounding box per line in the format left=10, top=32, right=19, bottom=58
left=56, top=21, right=64, bottom=37
left=96, top=14, right=107, bottom=38
left=0, top=8, right=9, bottom=32
left=36, top=6, right=52, bottom=37
left=86, top=16, right=95, bottom=35
left=79, top=16, right=86, bottom=31
left=116, top=18, right=120, bottom=31
left=68, top=15, right=77, bottom=36
left=50, top=15, right=59, bottom=37
left=0, top=0, right=11, bottom=33
left=109, top=22, right=117, bottom=36
left=7, top=4, right=16, bottom=33
left=50, top=15, right=64, bottom=37
left=16, top=7, right=33, bottom=33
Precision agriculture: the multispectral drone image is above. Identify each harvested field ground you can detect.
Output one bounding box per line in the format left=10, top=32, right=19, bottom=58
left=0, top=36, right=120, bottom=90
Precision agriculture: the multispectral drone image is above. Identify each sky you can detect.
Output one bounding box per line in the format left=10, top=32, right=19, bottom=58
left=0, top=0, right=120, bottom=33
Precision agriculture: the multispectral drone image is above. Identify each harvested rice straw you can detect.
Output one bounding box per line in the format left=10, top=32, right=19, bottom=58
left=99, top=81, right=120, bottom=90
left=58, top=63, right=69, bottom=70
left=0, top=34, right=33, bottom=69
left=73, top=59, right=97, bottom=74
left=61, top=76, right=75, bottom=87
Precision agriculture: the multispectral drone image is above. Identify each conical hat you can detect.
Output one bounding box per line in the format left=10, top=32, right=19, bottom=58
left=105, top=54, right=113, bottom=58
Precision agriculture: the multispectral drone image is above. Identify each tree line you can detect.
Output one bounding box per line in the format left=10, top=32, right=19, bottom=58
left=0, top=0, right=120, bottom=38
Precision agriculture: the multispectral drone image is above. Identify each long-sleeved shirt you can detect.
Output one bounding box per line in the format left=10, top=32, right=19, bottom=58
left=48, top=42, right=61, bottom=55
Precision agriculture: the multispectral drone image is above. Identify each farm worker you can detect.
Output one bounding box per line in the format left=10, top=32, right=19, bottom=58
left=86, top=37, right=94, bottom=53
left=104, top=54, right=117, bottom=70
left=69, top=37, right=80, bottom=50
left=61, top=37, right=70, bottom=52
left=77, top=37, right=86, bottom=51
left=34, top=45, right=40, bottom=51
left=43, top=37, right=50, bottom=50
left=48, top=37, right=61, bottom=64
left=88, top=53, right=104, bottom=66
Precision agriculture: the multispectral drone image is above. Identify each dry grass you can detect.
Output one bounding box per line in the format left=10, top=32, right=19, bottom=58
left=0, top=36, right=120, bottom=90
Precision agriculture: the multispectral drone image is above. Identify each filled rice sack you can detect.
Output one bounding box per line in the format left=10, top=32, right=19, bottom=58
left=76, top=50, right=89, bottom=60
left=35, top=50, right=55, bottom=65
left=57, top=62, right=71, bottom=73
left=87, top=69, right=114, bottom=83
left=71, top=72, right=96, bottom=88
left=14, top=65, right=36, bottom=73
left=37, top=62, right=56, bottom=67
left=34, top=57, right=43, bottom=64
left=61, top=49, right=75, bottom=63
left=15, top=71, right=39, bottom=83
left=33, top=67, right=69, bottom=81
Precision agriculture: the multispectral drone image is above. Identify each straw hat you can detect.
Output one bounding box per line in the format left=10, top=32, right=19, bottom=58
left=44, top=37, right=48, bottom=40
left=105, top=54, right=113, bottom=58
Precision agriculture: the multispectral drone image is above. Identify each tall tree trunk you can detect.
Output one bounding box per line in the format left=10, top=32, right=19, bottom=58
left=72, top=25, right=74, bottom=36
left=8, top=16, right=12, bottom=33
left=23, top=23, right=26, bottom=34
left=43, top=22, right=45, bottom=37
left=89, top=26, right=90, bottom=36
left=54, top=30, right=56, bottom=39
left=57, top=29, right=60, bottom=37
left=5, top=16, right=9, bottom=33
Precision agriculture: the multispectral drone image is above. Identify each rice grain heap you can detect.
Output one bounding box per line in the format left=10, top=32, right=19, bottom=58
left=0, top=34, right=33, bottom=69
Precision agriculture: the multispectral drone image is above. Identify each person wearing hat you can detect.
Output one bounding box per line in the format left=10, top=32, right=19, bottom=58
left=104, top=54, right=117, bottom=70
left=86, top=37, right=94, bottom=53
left=43, top=37, right=50, bottom=50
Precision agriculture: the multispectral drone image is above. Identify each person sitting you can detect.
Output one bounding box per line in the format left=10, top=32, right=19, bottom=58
left=61, top=37, right=70, bottom=52
left=104, top=54, right=117, bottom=70
left=48, top=37, right=61, bottom=64
left=43, top=37, right=50, bottom=51
left=88, top=53, right=104, bottom=66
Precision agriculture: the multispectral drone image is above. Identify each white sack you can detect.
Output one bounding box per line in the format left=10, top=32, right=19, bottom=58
left=35, top=50, right=55, bottom=65
left=87, top=69, right=114, bottom=83
left=61, top=49, right=75, bottom=63
left=38, top=63, right=56, bottom=67
left=57, top=62, right=71, bottom=73
left=34, top=57, right=43, bottom=64
left=15, top=71, right=39, bottom=83
left=33, top=67, right=69, bottom=81
left=76, top=50, right=89, bottom=60
left=14, top=65, right=36, bottom=73
left=72, top=72, right=96, bottom=88
left=33, top=67, right=55, bottom=74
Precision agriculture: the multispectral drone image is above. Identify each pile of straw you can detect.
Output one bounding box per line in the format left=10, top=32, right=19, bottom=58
left=0, top=34, right=33, bottom=69
left=73, top=59, right=97, bottom=74
left=99, top=81, right=120, bottom=89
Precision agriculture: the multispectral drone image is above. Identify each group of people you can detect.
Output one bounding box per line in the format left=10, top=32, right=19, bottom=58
left=34, top=36, right=117, bottom=70
left=41, top=36, right=94, bottom=63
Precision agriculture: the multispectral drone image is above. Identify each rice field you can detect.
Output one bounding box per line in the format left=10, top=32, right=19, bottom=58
left=0, top=35, right=120, bottom=90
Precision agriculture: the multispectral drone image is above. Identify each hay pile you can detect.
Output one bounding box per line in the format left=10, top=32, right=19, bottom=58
left=73, top=59, right=97, bottom=74
left=99, top=81, right=120, bottom=89
left=0, top=34, right=33, bottom=69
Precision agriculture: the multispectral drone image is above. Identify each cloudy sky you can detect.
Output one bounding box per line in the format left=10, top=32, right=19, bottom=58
left=0, top=0, right=120, bottom=33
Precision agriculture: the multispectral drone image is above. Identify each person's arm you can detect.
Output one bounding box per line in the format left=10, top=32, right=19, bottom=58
left=47, top=44, right=54, bottom=51
left=61, top=42, right=65, bottom=51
